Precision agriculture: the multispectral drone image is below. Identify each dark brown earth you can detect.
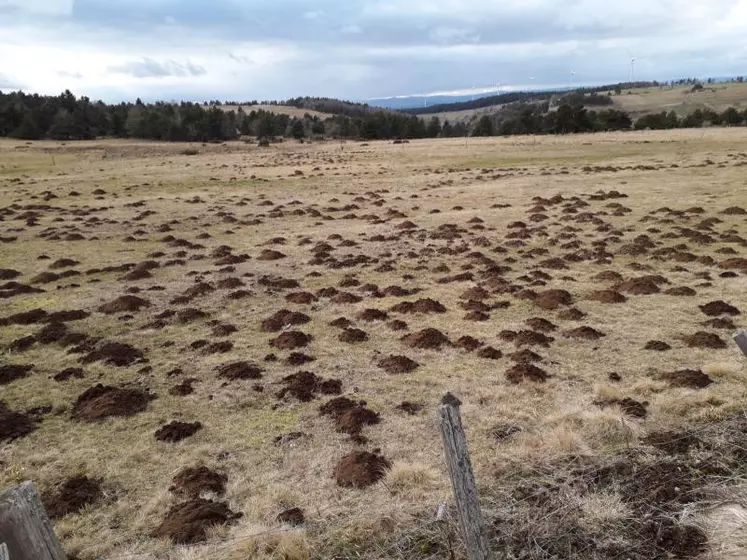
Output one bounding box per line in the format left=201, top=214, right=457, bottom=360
left=43, top=476, right=103, bottom=519
left=682, top=331, right=727, bottom=349
left=334, top=451, right=391, bottom=488
left=154, top=421, right=203, bottom=442
left=278, top=371, right=342, bottom=401
left=401, top=328, right=450, bottom=349
left=377, top=355, right=419, bottom=374
left=699, top=300, right=740, bottom=316
left=98, top=295, right=151, bottom=314
left=71, top=385, right=153, bottom=421
left=269, top=331, right=312, bottom=350
left=661, top=369, right=714, bottom=389
left=0, top=364, right=33, bottom=385
left=170, top=466, right=227, bottom=497
left=150, top=499, right=242, bottom=544
left=505, top=363, right=549, bottom=383
left=81, top=342, right=146, bottom=367
left=216, top=361, right=263, bottom=380
left=0, top=401, right=37, bottom=441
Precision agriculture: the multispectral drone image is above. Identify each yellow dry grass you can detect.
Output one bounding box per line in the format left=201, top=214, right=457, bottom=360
left=0, top=129, right=746, bottom=559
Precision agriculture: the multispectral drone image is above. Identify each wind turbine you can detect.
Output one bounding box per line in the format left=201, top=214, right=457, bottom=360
left=629, top=57, right=636, bottom=83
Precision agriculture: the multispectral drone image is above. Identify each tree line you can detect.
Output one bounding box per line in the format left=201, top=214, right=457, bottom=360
left=2, top=89, right=747, bottom=143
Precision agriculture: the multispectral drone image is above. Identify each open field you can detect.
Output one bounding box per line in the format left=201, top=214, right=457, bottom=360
left=608, top=82, right=747, bottom=118
left=1, top=130, right=747, bottom=559
left=221, top=104, right=333, bottom=119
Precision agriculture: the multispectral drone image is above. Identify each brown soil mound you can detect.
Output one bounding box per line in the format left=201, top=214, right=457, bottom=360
left=401, top=328, right=450, bottom=349
left=456, top=336, right=483, bottom=351
left=0, top=364, right=33, bottom=385
left=278, top=371, right=342, bottom=402
left=269, top=331, right=312, bottom=350
left=682, top=332, right=727, bottom=349
left=286, top=352, right=315, bottom=366
left=98, top=295, right=151, bottom=314
left=645, top=340, right=671, bottom=351
left=534, top=289, right=573, bottom=310
left=699, top=300, right=740, bottom=316
left=319, top=396, right=359, bottom=418
left=514, top=330, right=554, bottom=347
left=277, top=507, right=305, bottom=526
left=587, top=290, right=627, bottom=304
left=257, top=249, right=286, bottom=260
left=617, top=278, right=660, bottom=295
left=558, top=307, right=586, bottom=320
left=460, top=286, right=490, bottom=300
left=397, top=401, right=423, bottom=415
left=48, top=309, right=89, bottom=323
left=155, top=421, right=202, bottom=442
left=661, top=369, right=713, bottom=389
left=0, top=268, right=20, bottom=280
left=0, top=404, right=37, bottom=441
left=564, top=326, right=606, bottom=340
left=378, top=355, right=419, bottom=374
left=338, top=328, right=369, bottom=343
left=525, top=317, right=557, bottom=332
left=260, top=310, right=310, bottom=332
left=390, top=298, right=447, bottom=314
left=505, top=363, right=550, bottom=383
left=216, top=361, right=263, bottom=380
left=464, top=310, right=490, bottom=321
left=331, top=292, right=363, bottom=304
left=36, top=322, right=68, bottom=344
left=334, top=451, right=391, bottom=488
left=169, top=379, right=196, bottom=396
left=477, top=346, right=503, bottom=360
left=183, top=282, right=215, bottom=299
left=460, top=299, right=491, bottom=312
left=151, top=499, right=242, bottom=544
left=665, top=286, right=697, bottom=296
left=43, top=476, right=102, bottom=519
left=212, top=324, right=237, bottom=337
left=721, top=206, right=747, bottom=215
left=702, top=318, right=736, bottom=329
left=330, top=317, right=353, bottom=329
left=357, top=309, right=389, bottom=321
left=286, top=292, right=317, bottom=304
left=508, top=349, right=543, bottom=363
left=50, top=258, right=80, bottom=269
left=53, top=367, right=85, bottom=382
left=170, top=466, right=227, bottom=498
left=177, top=308, right=209, bottom=324
left=596, top=397, right=648, bottom=418
left=81, top=342, right=145, bottom=367
left=387, top=320, right=408, bottom=331
left=8, top=336, right=35, bottom=352
left=335, top=406, right=381, bottom=434
left=30, top=272, right=60, bottom=284
left=71, top=384, right=153, bottom=421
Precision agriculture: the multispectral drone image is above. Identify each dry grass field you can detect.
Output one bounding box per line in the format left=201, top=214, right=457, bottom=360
left=1, top=130, right=747, bottom=559
left=609, top=82, right=747, bottom=117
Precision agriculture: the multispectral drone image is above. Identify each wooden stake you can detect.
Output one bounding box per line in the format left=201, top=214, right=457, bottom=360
left=438, top=394, right=492, bottom=560
left=735, top=331, right=747, bottom=357
left=0, top=482, right=67, bottom=560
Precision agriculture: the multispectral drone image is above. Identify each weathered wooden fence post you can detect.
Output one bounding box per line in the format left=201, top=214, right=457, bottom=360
left=0, top=482, right=67, bottom=560
left=735, top=331, right=747, bottom=357
left=438, top=393, right=492, bottom=560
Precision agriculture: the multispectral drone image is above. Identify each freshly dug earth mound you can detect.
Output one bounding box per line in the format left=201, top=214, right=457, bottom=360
left=335, top=406, right=380, bottom=434
left=0, top=403, right=37, bottom=441
left=665, top=286, right=697, bottom=296
left=387, top=320, right=408, bottom=331
left=661, top=369, right=713, bottom=389
left=53, top=367, right=85, bottom=382
left=505, top=363, right=549, bottom=383
left=155, top=421, right=202, bottom=442
left=596, top=397, right=648, bottom=418
left=319, top=396, right=359, bottom=418
left=151, top=499, right=242, bottom=544
left=216, top=361, right=263, bottom=380
left=508, top=349, right=543, bottom=363
left=81, top=342, right=145, bottom=367
left=617, top=278, right=660, bottom=295
left=397, top=401, right=423, bottom=415
left=260, top=310, right=310, bottom=332
left=36, top=322, right=68, bottom=344
left=401, top=328, right=450, bottom=349
left=357, top=308, right=389, bottom=321
left=513, top=330, right=554, bottom=347
left=477, top=346, right=503, bottom=360
left=525, top=317, right=557, bottom=332
left=699, top=300, right=740, bottom=316
left=377, top=355, right=419, bottom=374
left=564, top=326, right=606, bottom=340
left=43, top=476, right=102, bottom=519
left=390, top=298, right=446, bottom=314
left=682, top=332, right=726, bottom=349
left=176, top=308, right=208, bottom=324
left=645, top=340, right=671, bottom=351
left=0, top=364, right=33, bottom=385
left=338, top=328, right=369, bottom=343
left=71, top=384, right=153, bottom=421
left=98, top=295, right=151, bottom=314
left=534, top=289, right=573, bottom=310
left=587, top=290, right=627, bottom=304
left=558, top=307, right=585, bottom=321
left=277, top=507, right=305, bottom=526
left=334, top=451, right=391, bottom=488
left=464, top=310, right=490, bottom=321
left=269, top=331, right=312, bottom=350
left=170, top=466, right=227, bottom=497
left=456, top=336, right=482, bottom=352
left=278, top=371, right=342, bottom=402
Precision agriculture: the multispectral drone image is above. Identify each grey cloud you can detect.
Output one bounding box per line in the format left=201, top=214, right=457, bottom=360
left=108, top=58, right=206, bottom=78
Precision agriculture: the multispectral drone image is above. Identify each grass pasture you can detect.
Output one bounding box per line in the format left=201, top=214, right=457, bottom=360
left=1, top=130, right=747, bottom=559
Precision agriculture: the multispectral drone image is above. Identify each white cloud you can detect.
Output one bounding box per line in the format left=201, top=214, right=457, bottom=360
left=2, top=0, right=73, bottom=15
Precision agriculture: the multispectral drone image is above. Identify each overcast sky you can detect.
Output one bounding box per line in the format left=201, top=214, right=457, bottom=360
left=1, top=0, right=747, bottom=103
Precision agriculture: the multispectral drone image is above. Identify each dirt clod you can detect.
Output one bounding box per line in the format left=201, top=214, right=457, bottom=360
left=43, top=476, right=103, bottom=519
left=155, top=421, right=203, bottom=442
left=71, top=384, right=153, bottom=421
left=151, top=499, right=242, bottom=544
left=334, top=451, right=391, bottom=488
left=378, top=355, right=419, bottom=374
left=506, top=363, right=549, bottom=383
